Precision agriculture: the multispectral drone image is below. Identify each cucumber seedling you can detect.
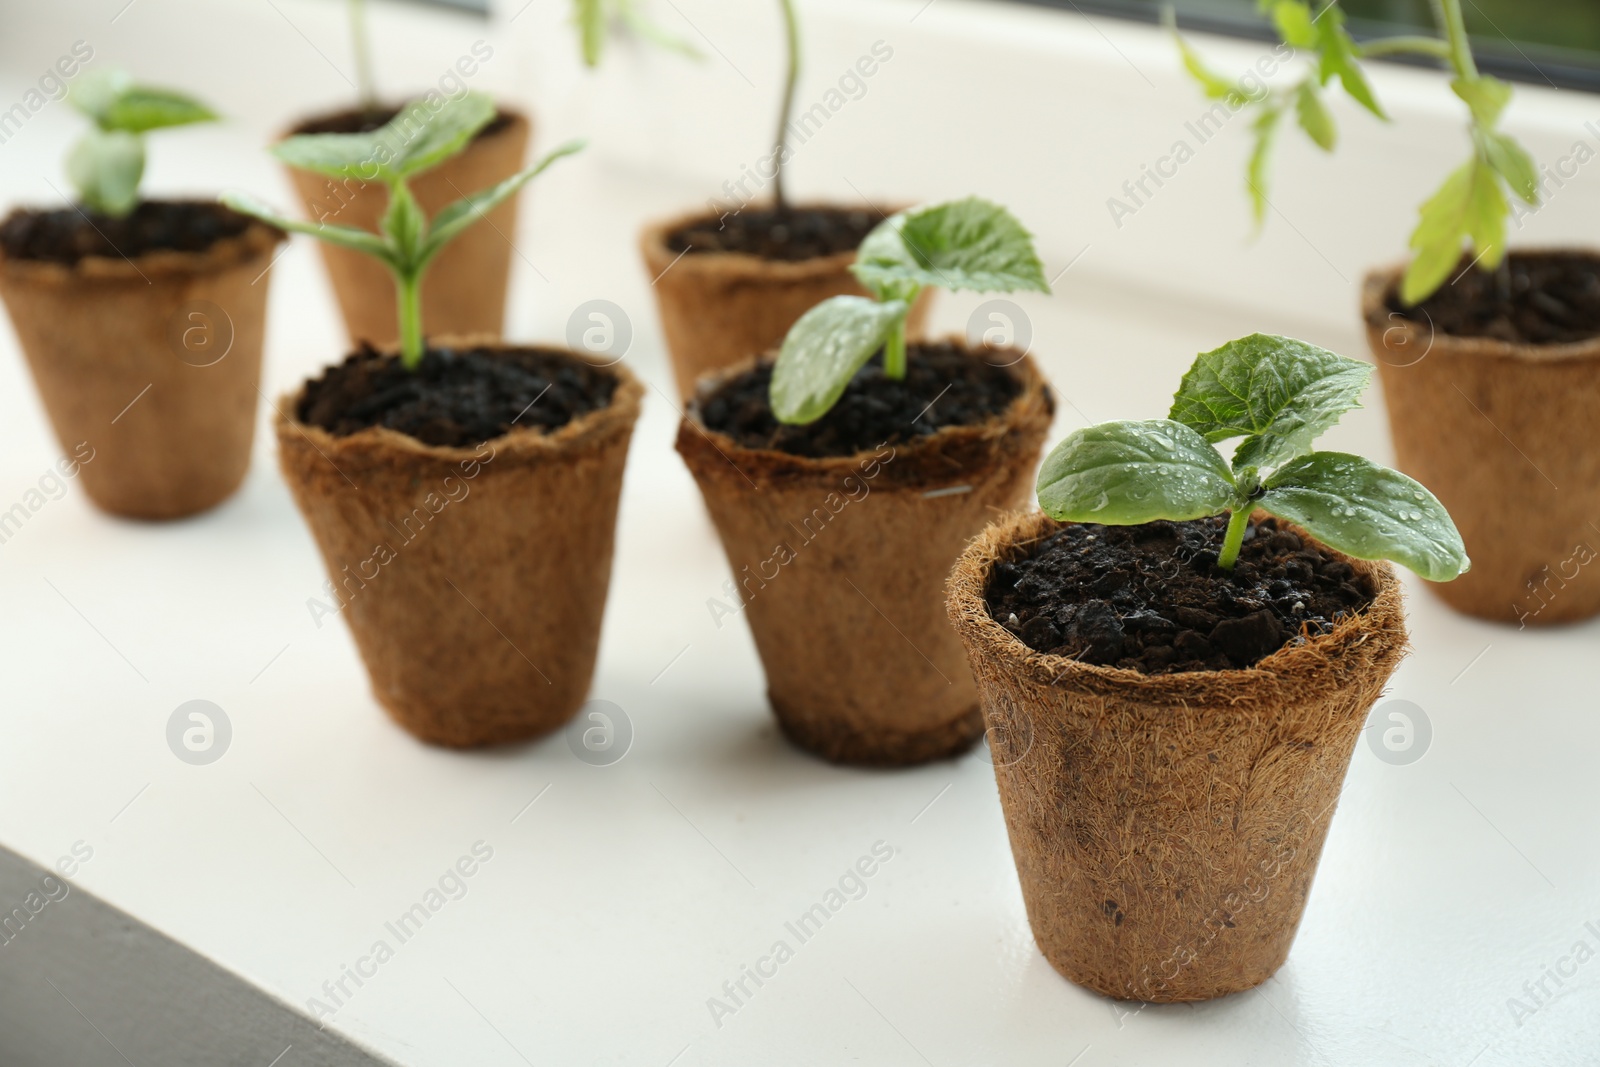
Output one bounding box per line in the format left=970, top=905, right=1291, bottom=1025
left=222, top=92, right=581, bottom=369
left=1172, top=0, right=1539, bottom=304
left=769, top=197, right=1050, bottom=424
left=1036, top=333, right=1469, bottom=581
left=66, top=69, right=217, bottom=217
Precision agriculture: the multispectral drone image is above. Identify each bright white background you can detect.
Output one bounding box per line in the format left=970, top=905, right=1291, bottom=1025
left=0, top=0, right=1597, bottom=1064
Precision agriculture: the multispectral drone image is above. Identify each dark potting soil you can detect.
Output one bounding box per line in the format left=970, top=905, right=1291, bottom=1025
left=667, top=206, right=878, bottom=262
left=986, top=516, right=1377, bottom=674
left=292, top=104, right=516, bottom=139
left=0, top=201, right=255, bottom=265
left=698, top=342, right=1028, bottom=458
left=1388, top=251, right=1600, bottom=346
left=299, top=344, right=618, bottom=448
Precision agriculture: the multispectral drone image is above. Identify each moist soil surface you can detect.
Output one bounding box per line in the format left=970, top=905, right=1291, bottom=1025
left=1388, top=251, right=1600, bottom=346
left=667, top=206, right=878, bottom=262
left=299, top=344, right=617, bottom=448
left=0, top=201, right=256, bottom=265
left=986, top=516, right=1376, bottom=674
left=698, top=342, right=1028, bottom=458
left=292, top=104, right=516, bottom=139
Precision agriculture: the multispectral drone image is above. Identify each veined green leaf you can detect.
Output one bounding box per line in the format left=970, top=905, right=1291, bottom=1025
left=770, top=297, right=909, bottom=425
left=1294, top=80, right=1336, bottom=151
left=850, top=197, right=1049, bottom=296
left=1036, top=419, right=1237, bottom=525
left=1260, top=452, right=1470, bottom=581
left=67, top=128, right=144, bottom=217
left=220, top=190, right=396, bottom=266
left=1314, top=7, right=1386, bottom=120
left=1169, top=333, right=1372, bottom=472
left=1402, top=158, right=1480, bottom=305
left=1451, top=75, right=1512, bottom=128
left=1271, top=0, right=1316, bottom=48
left=274, top=91, right=495, bottom=183
left=1483, top=130, right=1540, bottom=205
left=1247, top=103, right=1284, bottom=227
left=421, top=140, right=586, bottom=265
left=100, top=87, right=217, bottom=133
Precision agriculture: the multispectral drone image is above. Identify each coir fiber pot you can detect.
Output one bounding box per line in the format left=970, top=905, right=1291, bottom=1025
left=276, top=343, right=642, bottom=748
left=947, top=510, right=1408, bottom=1001
left=640, top=205, right=932, bottom=399
left=676, top=344, right=1052, bottom=766
left=1364, top=257, right=1600, bottom=625
left=0, top=206, right=283, bottom=519
left=283, top=107, right=531, bottom=348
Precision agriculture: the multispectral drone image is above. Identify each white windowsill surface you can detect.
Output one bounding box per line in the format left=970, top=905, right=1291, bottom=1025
left=0, top=0, right=1597, bottom=1064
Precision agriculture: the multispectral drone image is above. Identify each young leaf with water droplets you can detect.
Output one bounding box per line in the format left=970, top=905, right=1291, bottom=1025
left=770, top=198, right=1048, bottom=423
left=1036, top=333, right=1469, bottom=580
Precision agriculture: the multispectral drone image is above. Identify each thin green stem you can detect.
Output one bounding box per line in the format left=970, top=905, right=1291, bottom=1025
left=1429, top=0, right=1478, bottom=79
left=350, top=0, right=378, bottom=110
left=396, top=269, right=424, bottom=370
left=772, top=0, right=800, bottom=212
left=1355, top=35, right=1453, bottom=61
left=1217, top=506, right=1253, bottom=570
left=883, top=317, right=907, bottom=380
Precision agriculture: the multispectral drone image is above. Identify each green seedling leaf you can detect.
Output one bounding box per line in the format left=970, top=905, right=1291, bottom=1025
left=1271, top=0, right=1316, bottom=48
left=69, top=69, right=134, bottom=125
left=67, top=128, right=144, bottom=217
left=1483, top=130, right=1540, bottom=205
left=274, top=91, right=495, bottom=183
left=576, top=0, right=606, bottom=67
left=383, top=181, right=427, bottom=265
left=850, top=214, right=917, bottom=301
left=1294, top=80, right=1336, bottom=151
left=1314, top=7, right=1386, bottom=120
left=1170, top=333, right=1371, bottom=472
left=770, top=296, right=908, bottom=425
left=1037, top=419, right=1238, bottom=526
left=1464, top=154, right=1508, bottom=270
left=421, top=140, right=586, bottom=265
left=850, top=197, right=1050, bottom=296
left=1402, top=155, right=1507, bottom=304
left=1247, top=103, right=1283, bottom=226
left=220, top=190, right=396, bottom=265
left=1260, top=452, right=1470, bottom=581
left=1451, top=75, right=1512, bottom=127
left=99, top=87, right=217, bottom=133
left=1170, top=15, right=1249, bottom=107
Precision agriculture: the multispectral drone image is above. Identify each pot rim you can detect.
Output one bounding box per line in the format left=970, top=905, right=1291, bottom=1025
left=274, top=336, right=644, bottom=464
left=1363, top=252, right=1600, bottom=364
left=947, top=508, right=1406, bottom=703
left=639, top=201, right=911, bottom=280
left=0, top=206, right=284, bottom=286
left=279, top=101, right=532, bottom=144
left=676, top=334, right=1054, bottom=489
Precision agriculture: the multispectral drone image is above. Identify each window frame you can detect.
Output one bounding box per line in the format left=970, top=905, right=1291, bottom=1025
left=1003, top=0, right=1600, bottom=94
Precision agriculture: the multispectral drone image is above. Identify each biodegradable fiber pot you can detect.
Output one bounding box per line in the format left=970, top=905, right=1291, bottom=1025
left=1364, top=258, right=1600, bottom=624
left=676, top=345, right=1052, bottom=766
left=0, top=210, right=283, bottom=519
left=276, top=345, right=642, bottom=748
left=640, top=205, right=933, bottom=399
left=947, top=510, right=1408, bottom=1002
left=283, top=108, right=531, bottom=348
